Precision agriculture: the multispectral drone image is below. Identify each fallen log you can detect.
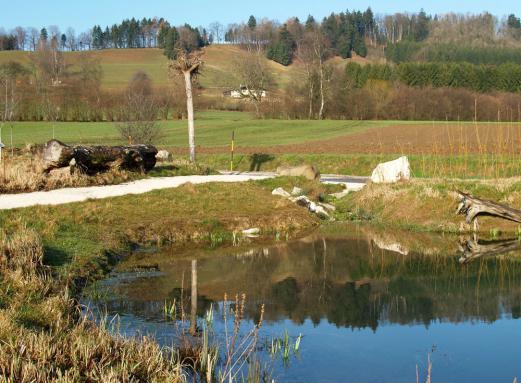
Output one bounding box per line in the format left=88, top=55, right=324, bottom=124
left=43, top=140, right=157, bottom=174
left=456, top=191, right=521, bottom=225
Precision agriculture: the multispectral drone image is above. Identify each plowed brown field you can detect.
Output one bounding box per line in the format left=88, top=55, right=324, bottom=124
left=172, top=122, right=521, bottom=155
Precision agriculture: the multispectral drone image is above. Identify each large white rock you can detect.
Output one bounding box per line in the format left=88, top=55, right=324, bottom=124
left=272, top=187, right=291, bottom=198
left=156, top=150, right=171, bottom=162
left=291, top=186, right=304, bottom=196
left=242, top=228, right=260, bottom=237
left=370, top=156, right=411, bottom=184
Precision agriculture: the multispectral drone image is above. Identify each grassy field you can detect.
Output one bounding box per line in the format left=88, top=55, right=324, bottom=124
left=196, top=153, right=521, bottom=179
left=0, top=45, right=371, bottom=92
left=4, top=110, right=521, bottom=178
left=2, top=111, right=391, bottom=148
left=0, top=45, right=301, bottom=91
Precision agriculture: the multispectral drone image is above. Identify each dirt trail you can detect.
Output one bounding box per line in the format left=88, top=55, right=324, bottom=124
left=0, top=173, right=368, bottom=210
left=0, top=174, right=274, bottom=210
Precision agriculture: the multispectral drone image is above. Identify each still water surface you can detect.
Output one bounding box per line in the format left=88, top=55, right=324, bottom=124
left=91, top=226, right=521, bottom=382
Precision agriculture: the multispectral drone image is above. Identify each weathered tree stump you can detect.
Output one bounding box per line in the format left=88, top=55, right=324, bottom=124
left=456, top=191, right=521, bottom=225
left=42, top=140, right=75, bottom=171
left=43, top=140, right=157, bottom=174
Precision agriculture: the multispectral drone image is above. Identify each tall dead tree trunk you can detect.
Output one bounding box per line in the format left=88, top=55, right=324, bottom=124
left=183, top=70, right=196, bottom=163
left=311, top=28, right=328, bottom=121
left=170, top=51, right=203, bottom=164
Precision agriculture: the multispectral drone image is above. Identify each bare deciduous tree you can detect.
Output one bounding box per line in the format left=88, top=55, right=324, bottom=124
left=209, top=22, right=224, bottom=44
left=79, top=29, right=92, bottom=50
left=233, top=50, right=272, bottom=117
left=27, top=27, right=39, bottom=51
left=14, top=27, right=26, bottom=50
left=296, top=32, right=317, bottom=119
left=66, top=28, right=76, bottom=51
left=47, top=25, right=61, bottom=42
left=30, top=37, right=67, bottom=86
left=0, top=62, right=27, bottom=123
left=117, top=71, right=162, bottom=144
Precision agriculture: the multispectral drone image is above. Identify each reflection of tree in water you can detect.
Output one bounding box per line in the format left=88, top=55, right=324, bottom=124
left=246, top=236, right=521, bottom=329
left=327, top=282, right=377, bottom=330
left=271, top=278, right=300, bottom=315
left=108, top=234, right=521, bottom=330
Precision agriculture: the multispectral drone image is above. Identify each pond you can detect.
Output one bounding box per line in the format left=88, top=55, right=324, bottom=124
left=87, top=225, right=521, bottom=382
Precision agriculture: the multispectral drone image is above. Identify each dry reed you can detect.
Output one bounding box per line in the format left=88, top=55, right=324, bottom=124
left=0, top=152, right=137, bottom=194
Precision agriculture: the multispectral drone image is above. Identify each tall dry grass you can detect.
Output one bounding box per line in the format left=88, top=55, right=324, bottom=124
left=0, top=152, right=138, bottom=194
left=0, top=226, right=186, bottom=382
left=411, top=113, right=521, bottom=179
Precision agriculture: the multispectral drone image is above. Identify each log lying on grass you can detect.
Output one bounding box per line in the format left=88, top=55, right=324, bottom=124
left=456, top=191, right=521, bottom=224
left=43, top=139, right=157, bottom=174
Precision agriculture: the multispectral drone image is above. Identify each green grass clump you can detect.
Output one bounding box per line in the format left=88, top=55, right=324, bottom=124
left=205, top=152, right=521, bottom=179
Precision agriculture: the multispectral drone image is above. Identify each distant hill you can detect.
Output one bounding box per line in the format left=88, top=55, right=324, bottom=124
left=0, top=45, right=365, bottom=93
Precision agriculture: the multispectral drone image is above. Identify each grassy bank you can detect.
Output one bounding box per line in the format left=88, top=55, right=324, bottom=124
left=335, top=178, right=521, bottom=234
left=0, top=178, right=322, bottom=280
left=0, top=226, right=186, bottom=382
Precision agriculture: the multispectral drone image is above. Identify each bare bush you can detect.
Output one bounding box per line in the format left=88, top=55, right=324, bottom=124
left=117, top=71, right=163, bottom=144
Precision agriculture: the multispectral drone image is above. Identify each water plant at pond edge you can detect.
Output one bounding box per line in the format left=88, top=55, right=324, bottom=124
left=195, top=294, right=272, bottom=382
left=159, top=293, right=281, bottom=381
left=163, top=299, right=177, bottom=321
left=269, top=330, right=303, bottom=366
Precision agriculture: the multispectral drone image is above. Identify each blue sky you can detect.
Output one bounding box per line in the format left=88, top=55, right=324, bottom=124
left=0, top=0, right=518, bottom=32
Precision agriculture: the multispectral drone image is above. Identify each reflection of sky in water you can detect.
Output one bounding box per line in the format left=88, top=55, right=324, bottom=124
left=89, top=229, right=521, bottom=382
left=97, top=309, right=521, bottom=383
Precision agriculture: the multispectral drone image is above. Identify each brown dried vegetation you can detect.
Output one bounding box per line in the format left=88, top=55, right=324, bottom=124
left=0, top=225, right=184, bottom=382
left=0, top=152, right=137, bottom=193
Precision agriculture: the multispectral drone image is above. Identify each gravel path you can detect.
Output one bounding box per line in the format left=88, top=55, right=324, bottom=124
left=0, top=174, right=275, bottom=210
left=0, top=173, right=368, bottom=210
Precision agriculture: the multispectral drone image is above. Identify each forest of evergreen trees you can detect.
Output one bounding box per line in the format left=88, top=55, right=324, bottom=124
left=386, top=42, right=521, bottom=64
left=345, top=61, right=521, bottom=92
left=2, top=9, right=520, bottom=64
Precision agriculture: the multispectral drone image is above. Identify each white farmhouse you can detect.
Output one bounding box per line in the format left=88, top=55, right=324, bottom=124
left=223, top=85, right=267, bottom=99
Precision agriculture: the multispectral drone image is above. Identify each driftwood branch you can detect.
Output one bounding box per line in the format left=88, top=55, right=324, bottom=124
left=456, top=191, right=521, bottom=225
left=43, top=140, right=157, bottom=175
